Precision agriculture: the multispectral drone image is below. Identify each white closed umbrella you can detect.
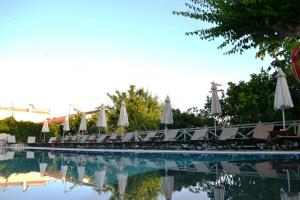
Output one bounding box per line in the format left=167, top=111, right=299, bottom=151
left=63, top=115, right=70, bottom=139
left=117, top=173, right=128, bottom=200
left=117, top=100, right=129, bottom=140
left=210, top=82, right=222, bottom=136
left=274, top=68, right=294, bottom=130
left=61, top=165, right=68, bottom=183
left=79, top=112, right=87, bottom=140
left=214, top=186, right=225, bottom=200
left=161, top=96, right=173, bottom=134
left=97, top=108, right=107, bottom=137
left=41, top=119, right=50, bottom=141
left=77, top=166, right=85, bottom=185
left=95, top=170, right=106, bottom=190
left=39, top=163, right=48, bottom=177
left=161, top=176, right=174, bottom=200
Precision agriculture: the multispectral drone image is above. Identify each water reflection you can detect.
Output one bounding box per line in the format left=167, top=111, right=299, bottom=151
left=0, top=148, right=299, bottom=200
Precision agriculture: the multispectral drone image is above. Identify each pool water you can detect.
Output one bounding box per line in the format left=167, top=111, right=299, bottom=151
left=0, top=148, right=299, bottom=200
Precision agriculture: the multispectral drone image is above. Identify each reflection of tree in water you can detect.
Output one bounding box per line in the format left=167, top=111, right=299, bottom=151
left=107, top=171, right=161, bottom=200
left=170, top=169, right=300, bottom=200
left=1, top=152, right=300, bottom=200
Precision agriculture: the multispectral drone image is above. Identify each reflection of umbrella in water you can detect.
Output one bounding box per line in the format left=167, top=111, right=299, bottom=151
left=41, top=119, right=50, bottom=141
left=97, top=107, right=107, bottom=138
left=117, top=100, right=129, bottom=140
left=274, top=68, right=294, bottom=130
left=79, top=112, right=87, bottom=140
left=77, top=166, right=85, bottom=185
left=161, top=176, right=174, bottom=200
left=213, top=164, right=225, bottom=200
left=117, top=173, right=128, bottom=200
left=39, top=163, right=47, bottom=177
left=95, top=170, right=106, bottom=190
left=210, top=82, right=222, bottom=136
left=161, top=96, right=173, bottom=134
left=161, top=161, right=174, bottom=200
left=63, top=115, right=70, bottom=139
left=61, top=165, right=68, bottom=184
left=214, top=186, right=225, bottom=200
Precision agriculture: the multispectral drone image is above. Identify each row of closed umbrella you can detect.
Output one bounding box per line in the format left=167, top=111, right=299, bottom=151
left=210, top=67, right=294, bottom=131
left=41, top=97, right=174, bottom=140
left=42, top=67, right=293, bottom=140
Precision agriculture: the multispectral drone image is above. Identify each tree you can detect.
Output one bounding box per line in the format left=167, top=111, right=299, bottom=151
left=107, top=85, right=162, bottom=132
left=202, top=68, right=300, bottom=124
left=170, top=107, right=213, bottom=129
left=173, top=0, right=300, bottom=69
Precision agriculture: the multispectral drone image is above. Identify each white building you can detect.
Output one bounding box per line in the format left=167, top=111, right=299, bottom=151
left=0, top=104, right=50, bottom=122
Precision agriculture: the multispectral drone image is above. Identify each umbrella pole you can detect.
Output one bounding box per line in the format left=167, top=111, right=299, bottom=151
left=282, top=108, right=286, bottom=130
left=43, top=132, right=45, bottom=142
left=98, top=128, right=101, bottom=138
left=164, top=124, right=167, bottom=135
left=214, top=117, right=217, bottom=136
left=63, top=131, right=65, bottom=139
left=121, top=127, right=123, bottom=141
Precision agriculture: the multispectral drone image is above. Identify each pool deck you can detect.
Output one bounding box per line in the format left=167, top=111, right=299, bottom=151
left=3, top=146, right=300, bottom=155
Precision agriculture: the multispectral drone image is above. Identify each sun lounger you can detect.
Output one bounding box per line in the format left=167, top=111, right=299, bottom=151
left=191, top=129, right=209, bottom=141
left=165, top=160, right=179, bottom=171
left=191, top=161, right=210, bottom=173
left=122, top=132, right=135, bottom=142
left=255, top=162, right=278, bottom=178
left=7, top=135, right=16, bottom=145
left=108, top=133, right=120, bottom=141
left=163, top=129, right=179, bottom=141
left=48, top=152, right=55, bottom=159
left=27, top=136, right=36, bottom=145
left=26, top=151, right=35, bottom=159
left=221, top=161, right=241, bottom=175
left=97, top=134, right=108, bottom=143
left=80, top=135, right=89, bottom=143
left=143, top=132, right=158, bottom=141
left=48, top=137, right=57, bottom=144
left=147, top=129, right=180, bottom=149
left=227, top=124, right=274, bottom=149
left=213, top=127, right=239, bottom=149
left=86, top=135, right=97, bottom=143
left=181, top=129, right=209, bottom=149
left=5, top=151, right=15, bottom=160
left=276, top=123, right=300, bottom=149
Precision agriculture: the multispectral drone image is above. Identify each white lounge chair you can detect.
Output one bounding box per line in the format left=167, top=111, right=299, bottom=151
left=48, top=137, right=57, bottom=144
left=163, top=129, right=179, bottom=141
left=27, top=136, right=36, bottom=144
left=191, top=129, right=209, bottom=141
left=97, top=134, right=108, bottom=143
left=143, top=132, right=157, bottom=141
left=7, top=135, right=16, bottom=144
left=122, top=132, right=135, bottom=142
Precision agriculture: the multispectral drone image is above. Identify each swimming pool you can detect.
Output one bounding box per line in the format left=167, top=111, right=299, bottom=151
left=0, top=148, right=299, bottom=200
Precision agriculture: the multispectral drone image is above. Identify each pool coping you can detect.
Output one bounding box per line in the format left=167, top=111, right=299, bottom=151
left=3, top=146, right=300, bottom=155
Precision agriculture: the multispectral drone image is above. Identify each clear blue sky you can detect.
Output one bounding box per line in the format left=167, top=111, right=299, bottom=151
left=0, top=0, right=271, bottom=115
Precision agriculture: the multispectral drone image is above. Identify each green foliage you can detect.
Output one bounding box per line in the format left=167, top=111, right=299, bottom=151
left=124, top=172, right=162, bottom=200
left=69, top=112, right=82, bottom=134
left=202, top=68, right=300, bottom=124
left=170, top=107, right=213, bottom=129
left=0, top=120, right=10, bottom=133
left=107, top=85, right=162, bottom=132
left=174, top=0, right=300, bottom=69
left=13, top=120, right=42, bottom=142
